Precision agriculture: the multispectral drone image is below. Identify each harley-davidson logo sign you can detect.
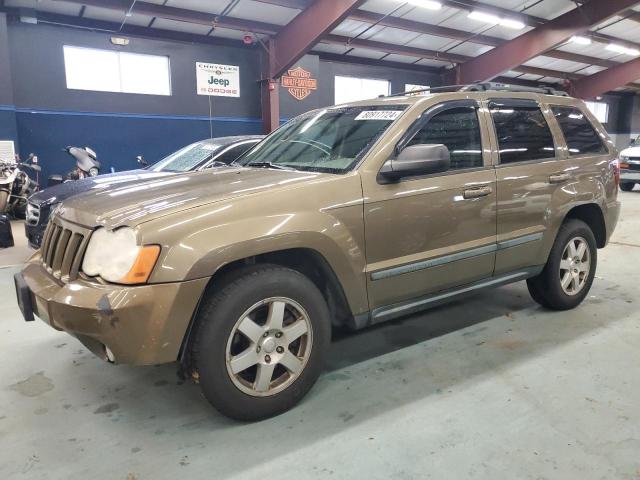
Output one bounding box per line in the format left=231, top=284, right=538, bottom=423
left=281, top=67, right=317, bottom=101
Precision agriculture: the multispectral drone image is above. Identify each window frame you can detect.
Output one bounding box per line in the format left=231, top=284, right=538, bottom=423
left=63, top=45, right=172, bottom=96
left=378, top=99, right=490, bottom=183
left=547, top=104, right=610, bottom=159
left=487, top=98, right=559, bottom=166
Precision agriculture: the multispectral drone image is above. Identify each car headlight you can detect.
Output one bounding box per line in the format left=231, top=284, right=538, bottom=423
left=620, top=155, right=629, bottom=162
left=82, top=227, right=160, bottom=284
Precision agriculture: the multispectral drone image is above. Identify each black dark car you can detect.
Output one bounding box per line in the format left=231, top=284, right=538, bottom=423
left=25, top=135, right=263, bottom=248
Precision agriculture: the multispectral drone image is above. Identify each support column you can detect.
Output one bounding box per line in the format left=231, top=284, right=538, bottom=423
left=261, top=38, right=279, bottom=134
left=261, top=79, right=279, bottom=134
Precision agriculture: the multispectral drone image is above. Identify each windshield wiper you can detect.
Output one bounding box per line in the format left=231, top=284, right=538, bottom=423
left=246, top=161, right=293, bottom=171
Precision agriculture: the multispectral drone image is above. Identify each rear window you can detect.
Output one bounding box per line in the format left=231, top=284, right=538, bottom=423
left=551, top=106, right=607, bottom=156
left=490, top=103, right=556, bottom=164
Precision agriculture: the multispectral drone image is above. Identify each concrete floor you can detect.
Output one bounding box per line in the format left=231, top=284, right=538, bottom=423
left=1, top=193, right=639, bottom=480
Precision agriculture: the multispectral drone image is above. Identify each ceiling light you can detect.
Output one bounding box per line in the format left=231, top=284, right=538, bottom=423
left=570, top=35, right=591, bottom=45
left=405, top=0, right=442, bottom=9
left=499, top=18, right=525, bottom=30
left=606, top=43, right=640, bottom=56
left=467, top=10, right=524, bottom=29
left=468, top=10, right=501, bottom=24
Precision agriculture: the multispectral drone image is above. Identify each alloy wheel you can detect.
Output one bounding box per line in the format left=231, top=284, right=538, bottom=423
left=225, top=297, right=313, bottom=397
left=559, top=236, right=591, bottom=296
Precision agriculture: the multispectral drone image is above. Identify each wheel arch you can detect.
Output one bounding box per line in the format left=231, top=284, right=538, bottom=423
left=178, top=247, right=355, bottom=366
left=564, top=203, right=607, bottom=248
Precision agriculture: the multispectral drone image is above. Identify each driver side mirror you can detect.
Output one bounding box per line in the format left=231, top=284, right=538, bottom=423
left=379, top=144, right=450, bottom=182
left=136, top=155, right=148, bottom=167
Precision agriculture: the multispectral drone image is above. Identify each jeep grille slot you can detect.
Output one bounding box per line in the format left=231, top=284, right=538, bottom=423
left=40, top=218, right=90, bottom=282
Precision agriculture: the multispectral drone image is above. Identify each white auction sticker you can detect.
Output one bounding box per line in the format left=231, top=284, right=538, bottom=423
left=355, top=110, right=403, bottom=121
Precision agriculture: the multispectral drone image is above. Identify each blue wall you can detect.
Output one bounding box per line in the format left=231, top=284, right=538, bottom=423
left=15, top=109, right=261, bottom=180
left=0, top=106, right=18, bottom=146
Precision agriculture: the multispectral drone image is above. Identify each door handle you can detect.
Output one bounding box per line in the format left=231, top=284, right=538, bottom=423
left=463, top=186, right=492, bottom=199
left=549, top=173, right=571, bottom=184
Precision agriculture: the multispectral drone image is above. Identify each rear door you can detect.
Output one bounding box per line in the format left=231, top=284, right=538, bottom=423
left=489, top=98, right=567, bottom=274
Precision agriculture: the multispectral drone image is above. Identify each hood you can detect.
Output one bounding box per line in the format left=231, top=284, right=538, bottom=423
left=60, top=167, right=324, bottom=228
left=28, top=170, right=175, bottom=206
left=620, top=145, right=640, bottom=158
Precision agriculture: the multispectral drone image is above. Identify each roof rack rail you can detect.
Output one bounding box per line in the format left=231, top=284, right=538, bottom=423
left=387, top=82, right=569, bottom=98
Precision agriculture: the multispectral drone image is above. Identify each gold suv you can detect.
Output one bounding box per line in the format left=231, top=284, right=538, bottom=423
left=15, top=83, right=621, bottom=420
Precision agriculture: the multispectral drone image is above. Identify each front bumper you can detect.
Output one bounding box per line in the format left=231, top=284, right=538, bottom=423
left=620, top=169, right=640, bottom=182
left=16, top=258, right=209, bottom=365
left=24, top=222, right=45, bottom=249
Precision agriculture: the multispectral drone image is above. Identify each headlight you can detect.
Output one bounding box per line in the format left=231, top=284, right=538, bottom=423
left=620, top=155, right=629, bottom=162
left=82, top=227, right=160, bottom=284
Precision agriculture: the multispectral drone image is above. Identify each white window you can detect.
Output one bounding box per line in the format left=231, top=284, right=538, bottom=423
left=405, top=84, right=430, bottom=96
left=335, top=76, right=390, bottom=104
left=63, top=46, right=171, bottom=96
left=584, top=101, right=609, bottom=123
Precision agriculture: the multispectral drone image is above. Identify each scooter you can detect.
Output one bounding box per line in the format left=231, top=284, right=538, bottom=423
left=64, top=146, right=101, bottom=180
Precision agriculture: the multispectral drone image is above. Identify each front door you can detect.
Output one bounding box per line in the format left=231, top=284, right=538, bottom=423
left=360, top=100, right=497, bottom=318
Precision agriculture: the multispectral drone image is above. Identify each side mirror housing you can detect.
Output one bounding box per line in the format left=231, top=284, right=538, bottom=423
left=137, top=155, right=148, bottom=167
left=379, top=144, right=450, bottom=182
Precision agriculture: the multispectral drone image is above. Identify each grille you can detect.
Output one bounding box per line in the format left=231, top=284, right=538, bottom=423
left=40, top=217, right=91, bottom=282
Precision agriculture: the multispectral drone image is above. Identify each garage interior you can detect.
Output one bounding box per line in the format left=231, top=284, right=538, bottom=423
left=1, top=0, right=640, bottom=478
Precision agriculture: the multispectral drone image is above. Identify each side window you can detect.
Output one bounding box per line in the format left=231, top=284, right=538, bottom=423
left=551, top=106, right=607, bottom=156
left=407, top=106, right=483, bottom=170
left=490, top=103, right=555, bottom=164
left=212, top=143, right=256, bottom=165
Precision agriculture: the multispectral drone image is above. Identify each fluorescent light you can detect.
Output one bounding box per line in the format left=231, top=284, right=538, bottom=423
left=405, top=0, right=442, bottom=9
left=606, top=43, right=640, bottom=56
left=570, top=35, right=591, bottom=45
left=468, top=10, right=501, bottom=24
left=468, top=10, right=524, bottom=29
left=499, top=18, right=525, bottom=30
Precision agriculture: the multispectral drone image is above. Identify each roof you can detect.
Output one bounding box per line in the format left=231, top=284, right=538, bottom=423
left=3, top=0, right=640, bottom=92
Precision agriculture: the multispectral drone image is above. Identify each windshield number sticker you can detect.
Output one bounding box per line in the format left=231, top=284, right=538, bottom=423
left=355, top=111, right=403, bottom=121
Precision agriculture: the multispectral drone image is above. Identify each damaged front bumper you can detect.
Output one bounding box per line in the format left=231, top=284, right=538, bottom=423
left=15, top=257, right=208, bottom=365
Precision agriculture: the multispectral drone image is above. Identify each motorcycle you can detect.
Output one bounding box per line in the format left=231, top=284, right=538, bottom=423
left=0, top=158, right=41, bottom=218
left=64, top=146, right=101, bottom=180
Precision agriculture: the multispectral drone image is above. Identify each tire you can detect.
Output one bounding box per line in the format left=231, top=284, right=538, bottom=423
left=527, top=219, right=597, bottom=311
left=191, top=265, right=331, bottom=421
left=0, top=190, right=8, bottom=213
left=620, top=182, right=635, bottom=192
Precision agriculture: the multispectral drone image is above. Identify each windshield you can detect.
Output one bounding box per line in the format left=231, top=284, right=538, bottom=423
left=150, top=142, right=222, bottom=172
left=237, top=105, right=407, bottom=173
left=632, top=135, right=640, bottom=146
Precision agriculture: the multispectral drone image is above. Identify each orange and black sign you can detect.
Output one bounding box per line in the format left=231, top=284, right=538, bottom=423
left=281, top=67, right=317, bottom=101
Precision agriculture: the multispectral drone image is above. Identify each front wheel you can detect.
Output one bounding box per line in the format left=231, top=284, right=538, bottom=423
left=0, top=190, right=8, bottom=213
left=190, top=265, right=331, bottom=421
left=620, top=182, right=635, bottom=192
left=527, top=219, right=597, bottom=310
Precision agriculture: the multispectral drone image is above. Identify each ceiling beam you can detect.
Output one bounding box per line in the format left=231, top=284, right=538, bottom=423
left=51, top=0, right=280, bottom=35
left=348, top=9, right=618, bottom=69
left=572, top=57, right=640, bottom=98
left=268, top=0, right=366, bottom=78
left=323, top=34, right=582, bottom=81
left=452, top=0, right=640, bottom=84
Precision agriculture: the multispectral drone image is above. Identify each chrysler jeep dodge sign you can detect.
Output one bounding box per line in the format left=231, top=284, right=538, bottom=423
left=196, top=62, right=240, bottom=97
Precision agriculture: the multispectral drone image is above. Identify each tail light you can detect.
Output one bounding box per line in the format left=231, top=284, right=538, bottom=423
left=612, top=158, right=621, bottom=186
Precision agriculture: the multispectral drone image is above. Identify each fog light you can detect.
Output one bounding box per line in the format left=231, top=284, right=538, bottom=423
left=104, top=346, right=116, bottom=363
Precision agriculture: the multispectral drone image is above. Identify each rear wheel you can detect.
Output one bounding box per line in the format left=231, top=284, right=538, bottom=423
left=190, top=265, right=330, bottom=421
left=620, top=182, right=635, bottom=192
left=527, top=219, right=597, bottom=310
